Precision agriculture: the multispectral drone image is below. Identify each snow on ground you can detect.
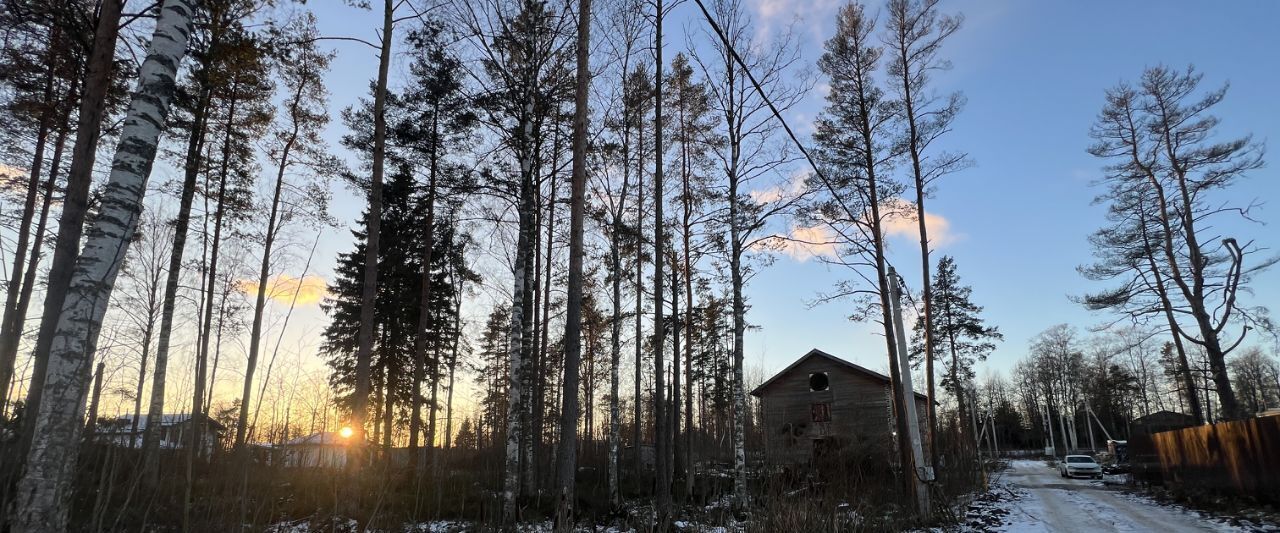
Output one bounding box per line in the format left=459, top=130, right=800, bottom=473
left=971, top=459, right=1270, bottom=532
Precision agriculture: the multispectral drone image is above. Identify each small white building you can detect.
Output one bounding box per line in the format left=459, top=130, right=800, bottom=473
left=280, top=431, right=353, bottom=468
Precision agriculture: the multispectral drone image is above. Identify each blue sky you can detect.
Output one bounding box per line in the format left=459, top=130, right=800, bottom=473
left=300, top=0, right=1280, bottom=381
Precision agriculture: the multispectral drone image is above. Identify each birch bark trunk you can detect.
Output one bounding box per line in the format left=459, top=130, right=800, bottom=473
left=12, top=2, right=194, bottom=529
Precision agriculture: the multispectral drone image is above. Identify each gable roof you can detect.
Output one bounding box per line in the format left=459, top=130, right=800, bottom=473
left=750, top=348, right=928, bottom=401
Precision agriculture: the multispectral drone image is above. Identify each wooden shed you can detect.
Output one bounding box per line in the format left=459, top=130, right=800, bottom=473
left=750, top=348, right=929, bottom=465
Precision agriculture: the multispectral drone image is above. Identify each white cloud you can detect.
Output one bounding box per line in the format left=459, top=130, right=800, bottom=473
left=881, top=198, right=959, bottom=248
left=749, top=168, right=810, bottom=205
left=237, top=274, right=329, bottom=306
left=779, top=223, right=840, bottom=261
left=767, top=198, right=958, bottom=263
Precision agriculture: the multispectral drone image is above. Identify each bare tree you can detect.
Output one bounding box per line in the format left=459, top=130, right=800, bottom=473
left=1086, top=65, right=1271, bottom=421
left=116, top=208, right=174, bottom=445
left=690, top=0, right=807, bottom=506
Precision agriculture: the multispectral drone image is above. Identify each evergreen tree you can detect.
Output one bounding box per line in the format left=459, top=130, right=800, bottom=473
left=911, top=255, right=1001, bottom=451
left=322, top=164, right=466, bottom=448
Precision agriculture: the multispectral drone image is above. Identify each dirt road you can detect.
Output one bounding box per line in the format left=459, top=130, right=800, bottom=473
left=994, top=459, right=1241, bottom=532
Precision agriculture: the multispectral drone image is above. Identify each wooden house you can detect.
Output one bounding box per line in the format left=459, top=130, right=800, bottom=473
left=750, top=348, right=929, bottom=465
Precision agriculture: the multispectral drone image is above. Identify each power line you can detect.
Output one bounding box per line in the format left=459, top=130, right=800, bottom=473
left=688, top=0, right=870, bottom=243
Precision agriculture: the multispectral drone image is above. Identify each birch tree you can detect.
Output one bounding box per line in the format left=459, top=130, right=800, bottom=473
left=690, top=0, right=806, bottom=505
left=595, top=0, right=646, bottom=505
left=456, top=0, right=575, bottom=518
left=11, top=1, right=195, bottom=529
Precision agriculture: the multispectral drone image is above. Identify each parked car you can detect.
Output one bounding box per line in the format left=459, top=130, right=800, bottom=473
left=1059, top=455, right=1102, bottom=479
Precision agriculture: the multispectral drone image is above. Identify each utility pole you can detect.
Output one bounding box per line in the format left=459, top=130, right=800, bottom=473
left=988, top=413, right=998, bottom=457
left=1043, top=404, right=1055, bottom=457
left=888, top=266, right=930, bottom=516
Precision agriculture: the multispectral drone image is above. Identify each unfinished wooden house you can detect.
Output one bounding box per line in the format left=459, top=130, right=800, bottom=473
left=751, top=348, right=929, bottom=465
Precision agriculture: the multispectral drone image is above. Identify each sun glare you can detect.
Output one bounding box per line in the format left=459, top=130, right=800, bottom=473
left=339, top=426, right=354, bottom=439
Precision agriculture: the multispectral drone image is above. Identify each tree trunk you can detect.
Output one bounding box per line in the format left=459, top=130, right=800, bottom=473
left=534, top=134, right=558, bottom=494
left=85, top=362, right=105, bottom=440
left=131, top=315, right=155, bottom=447
left=444, top=271, right=462, bottom=451
left=632, top=106, right=646, bottom=486
left=682, top=183, right=694, bottom=499
left=502, top=93, right=538, bottom=526
left=861, top=108, right=917, bottom=505
left=904, top=98, right=939, bottom=473
left=555, top=0, right=591, bottom=524
left=18, top=0, right=123, bottom=461
left=350, top=0, right=395, bottom=471
left=0, top=117, right=68, bottom=417
left=652, top=0, right=670, bottom=511
left=0, top=32, right=58, bottom=409
left=143, top=80, right=212, bottom=479
left=410, top=107, right=441, bottom=473
left=669, top=247, right=682, bottom=496
left=11, top=3, right=193, bottom=528
left=187, top=84, right=239, bottom=529
left=607, top=79, right=631, bottom=509
left=240, top=57, right=310, bottom=454
left=1135, top=197, right=1203, bottom=425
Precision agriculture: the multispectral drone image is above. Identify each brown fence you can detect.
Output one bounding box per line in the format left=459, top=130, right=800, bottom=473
left=1151, top=415, right=1280, bottom=500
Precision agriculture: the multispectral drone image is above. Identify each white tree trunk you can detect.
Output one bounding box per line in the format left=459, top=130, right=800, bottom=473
left=503, top=101, right=536, bottom=522
left=11, top=1, right=194, bottom=529
left=730, top=193, right=748, bottom=508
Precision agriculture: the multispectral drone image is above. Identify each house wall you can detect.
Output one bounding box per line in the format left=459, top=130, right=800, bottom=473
left=284, top=445, right=348, bottom=468
left=758, top=357, right=929, bottom=466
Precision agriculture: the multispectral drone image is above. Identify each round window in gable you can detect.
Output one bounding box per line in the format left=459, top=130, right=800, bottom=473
left=809, top=372, right=829, bottom=392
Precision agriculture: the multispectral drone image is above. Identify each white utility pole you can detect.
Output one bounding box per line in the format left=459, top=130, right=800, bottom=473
left=888, top=266, right=930, bottom=515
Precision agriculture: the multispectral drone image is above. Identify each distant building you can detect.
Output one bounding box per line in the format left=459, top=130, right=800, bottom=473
left=751, top=349, right=929, bottom=465
left=1131, top=410, right=1197, bottom=434
left=1128, top=410, right=1198, bottom=483
left=95, top=413, right=225, bottom=455
left=279, top=431, right=354, bottom=468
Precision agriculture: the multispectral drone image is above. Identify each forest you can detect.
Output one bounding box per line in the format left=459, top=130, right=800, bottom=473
left=0, top=0, right=1276, bottom=531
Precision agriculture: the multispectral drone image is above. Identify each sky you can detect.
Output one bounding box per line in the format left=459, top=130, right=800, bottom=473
left=57, top=0, right=1271, bottom=418
left=0, top=0, right=1271, bottom=428
left=292, top=0, right=1280, bottom=384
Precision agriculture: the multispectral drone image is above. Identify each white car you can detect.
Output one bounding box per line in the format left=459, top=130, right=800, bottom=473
left=1059, top=455, right=1102, bottom=479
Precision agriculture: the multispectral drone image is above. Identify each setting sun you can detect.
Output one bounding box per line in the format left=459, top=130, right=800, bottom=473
left=338, top=426, right=353, bottom=439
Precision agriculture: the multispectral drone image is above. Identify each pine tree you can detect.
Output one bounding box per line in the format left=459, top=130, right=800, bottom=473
left=396, top=17, right=477, bottom=472
left=910, top=255, right=1001, bottom=452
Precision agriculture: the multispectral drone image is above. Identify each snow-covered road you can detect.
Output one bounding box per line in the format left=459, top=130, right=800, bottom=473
left=995, top=459, right=1242, bottom=532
